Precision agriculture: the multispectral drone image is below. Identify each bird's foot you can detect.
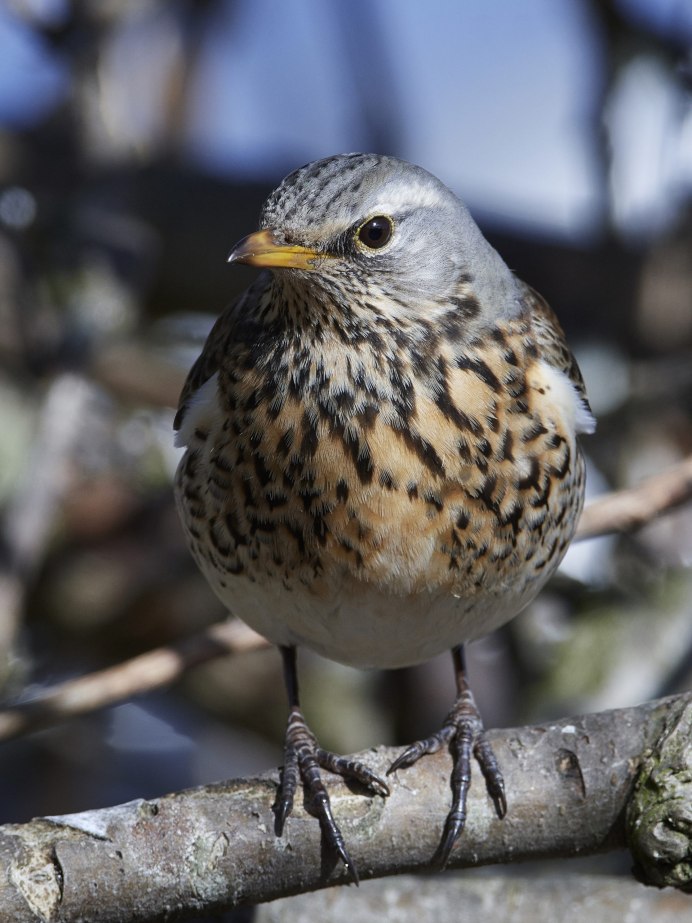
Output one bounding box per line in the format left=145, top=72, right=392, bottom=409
left=387, top=685, right=506, bottom=868
left=275, top=706, right=390, bottom=884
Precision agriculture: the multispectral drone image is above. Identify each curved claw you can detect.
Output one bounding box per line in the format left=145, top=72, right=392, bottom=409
left=434, top=814, right=465, bottom=869
left=274, top=791, right=293, bottom=837
left=276, top=704, right=389, bottom=883
left=387, top=729, right=451, bottom=775
left=475, top=737, right=507, bottom=819
left=315, top=791, right=360, bottom=886
left=387, top=683, right=506, bottom=866
left=318, top=749, right=390, bottom=797
left=274, top=745, right=299, bottom=835
left=387, top=743, right=422, bottom=775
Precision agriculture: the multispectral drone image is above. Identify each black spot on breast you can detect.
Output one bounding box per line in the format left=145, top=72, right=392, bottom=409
left=498, top=428, right=515, bottom=462
left=211, top=452, right=233, bottom=474
left=224, top=510, right=245, bottom=546
left=277, top=428, right=294, bottom=457
left=333, top=390, right=356, bottom=414
left=266, top=491, right=288, bottom=510
left=247, top=511, right=277, bottom=536
left=447, top=294, right=480, bottom=322
left=379, top=469, right=395, bottom=489
left=253, top=454, right=273, bottom=488
left=521, top=419, right=549, bottom=443
left=356, top=403, right=378, bottom=430
left=355, top=442, right=374, bottom=484
left=266, top=394, right=284, bottom=421
left=456, top=509, right=470, bottom=530
left=478, top=474, right=498, bottom=512
left=299, top=410, right=319, bottom=457
left=518, top=458, right=541, bottom=492
left=504, top=347, right=518, bottom=366
left=551, top=444, right=572, bottom=479
left=477, top=437, right=492, bottom=458
left=208, top=521, right=231, bottom=557
left=288, top=364, right=310, bottom=399
left=312, top=512, right=328, bottom=545
left=399, top=429, right=446, bottom=478
left=455, top=355, right=501, bottom=393
left=498, top=498, right=522, bottom=531
left=530, top=475, right=552, bottom=509
left=423, top=490, right=444, bottom=511
left=434, top=359, right=483, bottom=435
left=243, top=389, right=261, bottom=412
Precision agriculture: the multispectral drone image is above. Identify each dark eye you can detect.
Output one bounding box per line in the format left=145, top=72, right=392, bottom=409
left=357, top=215, right=393, bottom=250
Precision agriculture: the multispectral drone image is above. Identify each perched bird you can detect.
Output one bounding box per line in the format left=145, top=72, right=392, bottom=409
left=174, top=153, right=595, bottom=880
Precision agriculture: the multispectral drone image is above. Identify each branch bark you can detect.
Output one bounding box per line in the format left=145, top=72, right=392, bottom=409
left=0, top=694, right=690, bottom=922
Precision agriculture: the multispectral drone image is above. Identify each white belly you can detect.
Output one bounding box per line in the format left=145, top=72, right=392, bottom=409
left=197, top=558, right=545, bottom=669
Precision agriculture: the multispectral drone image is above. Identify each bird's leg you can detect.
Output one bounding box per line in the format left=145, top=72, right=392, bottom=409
left=275, top=645, right=390, bottom=883
left=387, top=644, right=506, bottom=867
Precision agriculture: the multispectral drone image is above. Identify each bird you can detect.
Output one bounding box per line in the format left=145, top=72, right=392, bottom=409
left=173, top=153, right=595, bottom=881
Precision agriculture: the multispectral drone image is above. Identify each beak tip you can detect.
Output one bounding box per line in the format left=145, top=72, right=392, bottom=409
left=227, top=245, right=250, bottom=266
left=225, top=228, right=323, bottom=270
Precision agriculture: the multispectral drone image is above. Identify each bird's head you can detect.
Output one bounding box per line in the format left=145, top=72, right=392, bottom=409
left=228, top=154, right=520, bottom=331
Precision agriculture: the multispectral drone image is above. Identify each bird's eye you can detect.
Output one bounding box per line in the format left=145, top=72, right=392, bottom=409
left=356, top=215, right=394, bottom=250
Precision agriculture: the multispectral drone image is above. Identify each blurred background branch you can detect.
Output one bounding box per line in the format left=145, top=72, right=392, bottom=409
left=576, top=452, right=692, bottom=539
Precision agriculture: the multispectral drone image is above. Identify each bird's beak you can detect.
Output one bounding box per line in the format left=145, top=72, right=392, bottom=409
left=227, top=229, right=325, bottom=270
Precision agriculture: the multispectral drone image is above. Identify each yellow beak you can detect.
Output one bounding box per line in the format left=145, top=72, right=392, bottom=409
left=227, top=228, right=325, bottom=270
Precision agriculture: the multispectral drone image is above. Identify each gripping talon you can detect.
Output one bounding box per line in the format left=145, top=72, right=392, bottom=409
left=388, top=645, right=507, bottom=864
left=317, top=749, right=390, bottom=798
left=474, top=737, right=507, bottom=818
left=274, top=744, right=299, bottom=835
left=387, top=727, right=452, bottom=775
left=316, top=793, right=360, bottom=885
left=275, top=646, right=387, bottom=881
left=435, top=813, right=465, bottom=869
left=274, top=794, right=291, bottom=837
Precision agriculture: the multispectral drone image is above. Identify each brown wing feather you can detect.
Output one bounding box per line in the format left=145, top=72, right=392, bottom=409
left=522, top=283, right=592, bottom=415
left=174, top=281, right=262, bottom=432
left=174, top=314, right=227, bottom=431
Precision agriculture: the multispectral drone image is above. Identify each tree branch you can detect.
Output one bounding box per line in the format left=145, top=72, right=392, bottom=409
left=575, top=453, right=692, bottom=540
left=0, top=694, right=689, bottom=922
left=0, top=620, right=268, bottom=742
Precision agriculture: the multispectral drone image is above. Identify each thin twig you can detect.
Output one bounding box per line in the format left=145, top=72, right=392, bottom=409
left=576, top=453, right=692, bottom=541
left=0, top=620, right=268, bottom=742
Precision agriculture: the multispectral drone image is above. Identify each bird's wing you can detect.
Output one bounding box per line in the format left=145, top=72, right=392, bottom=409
left=522, top=283, right=595, bottom=433
left=174, top=313, right=227, bottom=434
left=174, top=281, right=260, bottom=434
